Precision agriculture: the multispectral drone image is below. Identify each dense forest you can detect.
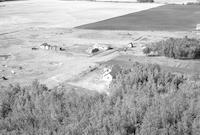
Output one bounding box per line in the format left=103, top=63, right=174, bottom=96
left=143, top=37, right=200, bottom=59
left=1, top=62, right=200, bottom=135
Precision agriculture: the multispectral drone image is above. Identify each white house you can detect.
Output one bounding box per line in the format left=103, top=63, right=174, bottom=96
left=93, top=43, right=110, bottom=51
left=40, top=43, right=50, bottom=50
left=102, top=67, right=113, bottom=83
left=40, top=44, right=45, bottom=49
left=102, top=65, right=121, bottom=84
left=103, top=73, right=113, bottom=82
left=128, top=42, right=136, bottom=48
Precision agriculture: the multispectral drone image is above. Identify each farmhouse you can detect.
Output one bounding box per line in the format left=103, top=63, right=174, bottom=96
left=87, top=43, right=113, bottom=54
left=40, top=43, right=65, bottom=51
left=40, top=44, right=45, bottom=49
left=93, top=43, right=110, bottom=51
left=40, top=43, right=51, bottom=50
left=102, top=65, right=121, bottom=86
left=128, top=42, right=136, bottom=48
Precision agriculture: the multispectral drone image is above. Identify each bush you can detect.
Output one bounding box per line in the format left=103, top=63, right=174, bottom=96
left=1, top=63, right=200, bottom=135
left=137, top=0, right=154, bottom=3
left=91, top=48, right=100, bottom=53
left=143, top=47, right=152, bottom=55
left=145, top=37, right=200, bottom=59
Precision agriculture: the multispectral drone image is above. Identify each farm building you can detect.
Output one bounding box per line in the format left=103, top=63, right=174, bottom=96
left=40, top=43, right=65, bottom=51
left=128, top=42, right=136, bottom=48
left=102, top=65, right=121, bottom=85
left=40, top=43, right=50, bottom=50
left=93, top=43, right=110, bottom=51
left=50, top=45, right=58, bottom=51
left=196, top=24, right=200, bottom=31
left=87, top=43, right=113, bottom=54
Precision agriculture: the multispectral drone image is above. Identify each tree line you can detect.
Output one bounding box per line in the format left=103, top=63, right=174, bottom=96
left=143, top=37, right=200, bottom=59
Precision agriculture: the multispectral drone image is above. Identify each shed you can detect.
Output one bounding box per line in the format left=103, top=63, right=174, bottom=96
left=196, top=24, right=200, bottom=31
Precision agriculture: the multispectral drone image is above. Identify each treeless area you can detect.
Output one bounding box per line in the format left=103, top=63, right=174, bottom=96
left=77, top=4, right=200, bottom=31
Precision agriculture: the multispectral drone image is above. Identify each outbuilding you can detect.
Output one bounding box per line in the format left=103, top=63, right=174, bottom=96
left=196, top=24, right=200, bottom=31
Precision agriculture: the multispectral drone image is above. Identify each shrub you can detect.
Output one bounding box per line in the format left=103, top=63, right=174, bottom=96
left=91, top=48, right=99, bottom=53
left=143, top=47, right=152, bottom=55
left=145, top=37, right=200, bottom=59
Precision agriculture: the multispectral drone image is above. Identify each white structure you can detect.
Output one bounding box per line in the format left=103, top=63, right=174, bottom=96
left=87, top=43, right=111, bottom=54
left=11, top=70, right=16, bottom=74
left=196, top=24, right=200, bottom=31
left=40, top=44, right=45, bottom=49
left=93, top=43, right=109, bottom=51
left=40, top=43, right=64, bottom=51
left=45, top=45, right=50, bottom=50
left=103, top=67, right=112, bottom=75
left=128, top=42, right=135, bottom=48
left=102, top=67, right=113, bottom=83
left=148, top=51, right=158, bottom=56
left=40, top=43, right=50, bottom=50
left=103, top=74, right=113, bottom=82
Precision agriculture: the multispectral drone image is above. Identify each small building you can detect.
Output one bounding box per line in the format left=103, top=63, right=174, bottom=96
left=103, top=67, right=112, bottom=75
left=148, top=51, right=159, bottom=56
left=87, top=43, right=112, bottom=54
left=45, top=44, right=51, bottom=50
left=40, top=44, right=46, bottom=49
left=196, top=24, right=200, bottom=31
left=40, top=43, right=50, bottom=50
left=40, top=43, right=65, bottom=52
left=102, top=65, right=121, bottom=84
left=128, top=42, right=136, bottom=48
left=51, top=45, right=58, bottom=51
left=102, top=73, right=113, bottom=82
left=93, top=43, right=110, bottom=51
left=102, top=67, right=113, bottom=83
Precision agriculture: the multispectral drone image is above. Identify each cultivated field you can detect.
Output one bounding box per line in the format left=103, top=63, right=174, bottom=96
left=0, top=0, right=161, bottom=31
left=77, top=4, right=200, bottom=31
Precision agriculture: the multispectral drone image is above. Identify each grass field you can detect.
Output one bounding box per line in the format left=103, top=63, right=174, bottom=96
left=77, top=4, right=200, bottom=31
left=0, top=0, right=161, bottom=32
